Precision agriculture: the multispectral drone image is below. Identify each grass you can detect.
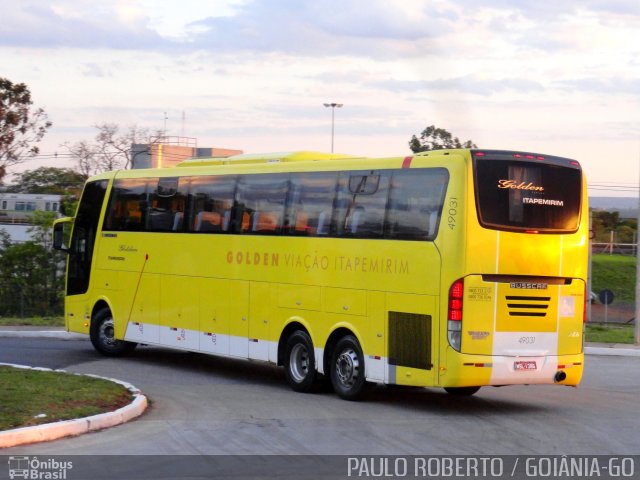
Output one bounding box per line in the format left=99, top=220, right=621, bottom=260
left=591, top=253, right=636, bottom=302
left=585, top=324, right=636, bottom=344
left=0, top=366, right=132, bottom=431
left=0, top=316, right=64, bottom=327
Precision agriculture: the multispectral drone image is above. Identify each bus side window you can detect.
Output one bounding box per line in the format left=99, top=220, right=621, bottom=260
left=172, top=212, right=184, bottom=231
left=286, top=172, right=338, bottom=236
left=194, top=211, right=222, bottom=232
left=145, top=177, right=183, bottom=233
left=147, top=177, right=187, bottom=232
left=187, top=176, right=237, bottom=234
left=236, top=174, right=289, bottom=235
left=104, top=178, right=151, bottom=232
left=336, top=171, right=389, bottom=238
left=252, top=211, right=279, bottom=232
left=385, top=169, right=449, bottom=241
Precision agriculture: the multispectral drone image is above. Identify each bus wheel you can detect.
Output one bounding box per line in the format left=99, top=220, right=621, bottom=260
left=90, top=308, right=137, bottom=357
left=330, top=335, right=367, bottom=401
left=284, top=330, right=317, bottom=392
left=444, top=386, right=481, bottom=396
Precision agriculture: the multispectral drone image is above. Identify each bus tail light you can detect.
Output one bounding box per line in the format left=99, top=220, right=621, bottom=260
left=448, top=278, right=464, bottom=352
left=583, top=286, right=588, bottom=323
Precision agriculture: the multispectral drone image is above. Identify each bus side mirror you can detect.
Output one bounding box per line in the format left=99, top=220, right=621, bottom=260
left=53, top=217, right=73, bottom=252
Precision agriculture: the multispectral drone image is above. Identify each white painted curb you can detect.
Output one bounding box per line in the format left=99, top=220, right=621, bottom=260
left=0, top=330, right=85, bottom=339
left=0, top=363, right=148, bottom=448
left=584, top=347, right=640, bottom=357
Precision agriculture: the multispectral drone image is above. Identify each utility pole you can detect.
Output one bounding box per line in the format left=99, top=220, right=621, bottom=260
left=636, top=149, right=640, bottom=345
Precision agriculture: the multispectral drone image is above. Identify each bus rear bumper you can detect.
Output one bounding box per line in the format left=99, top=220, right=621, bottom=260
left=444, top=350, right=584, bottom=387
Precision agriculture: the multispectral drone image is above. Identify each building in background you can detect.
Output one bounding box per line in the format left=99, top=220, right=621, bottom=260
left=131, top=136, right=243, bottom=169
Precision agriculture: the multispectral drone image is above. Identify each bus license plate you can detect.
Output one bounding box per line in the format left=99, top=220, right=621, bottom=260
left=514, top=361, right=537, bottom=371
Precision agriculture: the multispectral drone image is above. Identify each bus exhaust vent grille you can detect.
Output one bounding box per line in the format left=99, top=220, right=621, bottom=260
left=505, top=296, right=550, bottom=317
left=388, top=312, right=432, bottom=370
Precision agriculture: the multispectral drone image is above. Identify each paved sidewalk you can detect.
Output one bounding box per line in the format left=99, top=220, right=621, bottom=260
left=1, top=326, right=639, bottom=356
left=0, top=326, right=85, bottom=339
left=583, top=341, right=640, bottom=357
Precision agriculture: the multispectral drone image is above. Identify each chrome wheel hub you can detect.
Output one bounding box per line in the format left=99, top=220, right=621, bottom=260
left=336, top=348, right=359, bottom=387
left=99, top=318, right=117, bottom=346
left=289, top=343, right=310, bottom=383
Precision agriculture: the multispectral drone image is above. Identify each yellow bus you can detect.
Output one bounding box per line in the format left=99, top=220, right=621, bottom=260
left=53, top=149, right=588, bottom=400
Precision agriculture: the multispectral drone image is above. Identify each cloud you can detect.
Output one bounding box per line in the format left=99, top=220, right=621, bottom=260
left=81, top=63, right=112, bottom=78
left=374, top=75, right=545, bottom=95
left=0, top=0, right=638, bottom=63
left=183, top=0, right=453, bottom=57
left=556, top=77, right=640, bottom=95
left=452, top=0, right=640, bottom=52
left=452, top=0, right=638, bottom=20
left=0, top=0, right=457, bottom=58
left=0, top=2, right=167, bottom=49
left=374, top=74, right=640, bottom=98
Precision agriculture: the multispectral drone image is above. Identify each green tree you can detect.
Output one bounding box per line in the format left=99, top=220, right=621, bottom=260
left=592, top=210, right=620, bottom=242
left=7, top=167, right=85, bottom=194
left=28, top=211, right=58, bottom=249
left=616, top=225, right=635, bottom=244
left=0, top=77, right=52, bottom=183
left=0, top=213, right=64, bottom=317
left=7, top=166, right=84, bottom=216
left=591, top=210, right=638, bottom=244
left=0, top=241, right=61, bottom=316
left=409, top=125, right=477, bottom=153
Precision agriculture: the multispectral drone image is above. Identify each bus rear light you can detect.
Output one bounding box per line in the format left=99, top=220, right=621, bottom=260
left=447, top=278, right=464, bottom=351
left=513, top=153, right=545, bottom=160
left=583, top=286, right=587, bottom=323
left=449, top=298, right=462, bottom=310
left=449, top=280, right=464, bottom=300
left=474, top=152, right=486, bottom=156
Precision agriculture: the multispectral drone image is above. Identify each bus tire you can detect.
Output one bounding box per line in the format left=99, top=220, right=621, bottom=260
left=444, top=386, right=481, bottom=396
left=330, top=335, right=367, bottom=401
left=90, top=307, right=137, bottom=357
left=284, top=330, right=317, bottom=393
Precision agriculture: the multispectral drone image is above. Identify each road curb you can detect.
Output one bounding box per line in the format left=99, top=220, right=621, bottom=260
left=0, top=363, right=148, bottom=449
left=584, top=346, right=640, bottom=357
left=0, top=330, right=85, bottom=339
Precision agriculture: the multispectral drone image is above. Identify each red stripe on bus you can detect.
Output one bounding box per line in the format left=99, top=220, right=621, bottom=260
left=402, top=156, right=412, bottom=168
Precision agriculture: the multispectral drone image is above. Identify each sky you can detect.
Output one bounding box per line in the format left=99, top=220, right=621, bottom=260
left=1, top=0, right=639, bottom=197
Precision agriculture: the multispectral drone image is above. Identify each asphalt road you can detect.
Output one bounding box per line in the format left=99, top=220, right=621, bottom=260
left=2, top=337, right=639, bottom=455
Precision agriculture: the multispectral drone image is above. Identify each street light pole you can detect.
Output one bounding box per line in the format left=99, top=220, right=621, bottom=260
left=323, top=102, right=343, bottom=153
left=163, top=112, right=168, bottom=138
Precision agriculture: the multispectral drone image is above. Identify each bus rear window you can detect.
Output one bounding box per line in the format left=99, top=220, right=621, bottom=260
left=474, top=159, right=581, bottom=233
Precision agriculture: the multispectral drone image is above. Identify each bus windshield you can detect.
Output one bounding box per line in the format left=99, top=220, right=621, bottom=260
left=474, top=154, right=582, bottom=233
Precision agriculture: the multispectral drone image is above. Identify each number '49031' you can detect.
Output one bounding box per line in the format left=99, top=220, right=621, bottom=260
left=448, top=198, right=457, bottom=230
